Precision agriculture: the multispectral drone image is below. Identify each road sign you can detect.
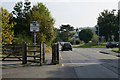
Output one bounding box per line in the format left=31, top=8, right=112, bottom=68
left=30, top=21, right=40, bottom=56
left=30, top=21, right=39, bottom=32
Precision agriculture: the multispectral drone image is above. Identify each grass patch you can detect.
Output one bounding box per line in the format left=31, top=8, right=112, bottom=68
left=72, top=42, right=106, bottom=48
left=0, top=54, right=7, bottom=58
left=72, top=44, right=84, bottom=47
left=45, top=46, right=51, bottom=53
left=112, top=48, right=120, bottom=53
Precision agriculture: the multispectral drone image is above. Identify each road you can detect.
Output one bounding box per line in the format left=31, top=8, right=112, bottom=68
left=2, top=47, right=120, bottom=79
left=60, top=48, right=119, bottom=78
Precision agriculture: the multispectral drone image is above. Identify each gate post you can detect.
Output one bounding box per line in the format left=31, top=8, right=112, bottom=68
left=52, top=44, right=56, bottom=64
left=22, top=43, right=27, bottom=64
left=56, top=43, right=59, bottom=64
left=43, top=42, right=45, bottom=63
left=52, top=43, right=59, bottom=65
left=54, top=44, right=57, bottom=64
left=40, top=42, right=42, bottom=66
left=52, top=44, right=54, bottom=63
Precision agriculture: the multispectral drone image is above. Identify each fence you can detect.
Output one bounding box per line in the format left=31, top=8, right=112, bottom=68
left=23, top=42, right=45, bottom=66
left=2, top=42, right=45, bottom=66
left=2, top=44, right=23, bottom=61
left=2, top=42, right=59, bottom=66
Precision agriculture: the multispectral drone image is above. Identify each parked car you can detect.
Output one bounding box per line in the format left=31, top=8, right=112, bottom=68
left=106, top=41, right=118, bottom=48
left=61, top=42, right=72, bottom=51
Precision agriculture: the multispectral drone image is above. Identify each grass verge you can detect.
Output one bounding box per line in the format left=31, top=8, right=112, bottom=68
left=72, top=42, right=106, bottom=48
left=112, top=48, right=120, bottom=53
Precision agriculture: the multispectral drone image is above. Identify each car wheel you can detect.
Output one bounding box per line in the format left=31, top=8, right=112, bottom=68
left=106, top=46, right=109, bottom=48
left=110, top=46, right=113, bottom=48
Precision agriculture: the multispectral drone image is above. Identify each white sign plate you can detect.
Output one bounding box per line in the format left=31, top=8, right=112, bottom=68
left=30, top=23, right=39, bottom=32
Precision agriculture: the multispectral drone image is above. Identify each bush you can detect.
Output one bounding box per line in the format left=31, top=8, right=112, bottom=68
left=80, top=41, right=84, bottom=44
left=13, top=34, right=33, bottom=44
left=75, top=39, right=80, bottom=45
left=45, top=45, right=51, bottom=53
left=69, top=39, right=74, bottom=45
left=79, top=29, right=93, bottom=43
left=91, top=34, right=98, bottom=43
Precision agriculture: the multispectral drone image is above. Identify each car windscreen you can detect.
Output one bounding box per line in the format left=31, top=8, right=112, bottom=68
left=111, top=42, right=116, bottom=44
left=107, top=42, right=110, bottom=44
left=64, top=43, right=71, bottom=46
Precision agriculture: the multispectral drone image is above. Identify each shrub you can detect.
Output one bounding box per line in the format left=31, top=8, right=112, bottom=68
left=75, top=39, right=80, bottom=44
left=69, top=39, right=74, bottom=45
left=91, top=34, right=98, bottom=43
left=13, top=34, right=33, bottom=44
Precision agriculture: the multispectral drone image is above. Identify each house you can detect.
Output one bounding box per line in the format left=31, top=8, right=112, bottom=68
left=71, top=28, right=80, bottom=40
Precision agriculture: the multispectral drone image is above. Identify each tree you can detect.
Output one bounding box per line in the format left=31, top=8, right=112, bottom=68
left=53, top=28, right=61, bottom=42
left=12, top=0, right=31, bottom=35
left=79, top=29, right=93, bottom=43
left=96, top=10, right=118, bottom=41
left=11, top=1, right=55, bottom=45
left=28, top=3, right=55, bottom=45
left=60, top=24, right=74, bottom=32
left=58, top=24, right=74, bottom=42
left=1, top=8, right=16, bottom=44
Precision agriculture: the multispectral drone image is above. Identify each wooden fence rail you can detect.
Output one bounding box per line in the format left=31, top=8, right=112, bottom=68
left=2, top=42, right=45, bottom=66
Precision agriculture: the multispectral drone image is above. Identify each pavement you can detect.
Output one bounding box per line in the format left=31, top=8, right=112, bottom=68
left=98, top=48, right=120, bottom=57
left=2, top=53, right=77, bottom=79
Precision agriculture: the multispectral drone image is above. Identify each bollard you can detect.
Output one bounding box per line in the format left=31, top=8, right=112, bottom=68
left=22, top=43, right=27, bottom=64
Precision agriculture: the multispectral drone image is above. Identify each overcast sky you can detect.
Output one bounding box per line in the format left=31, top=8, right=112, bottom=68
left=0, top=0, right=119, bottom=28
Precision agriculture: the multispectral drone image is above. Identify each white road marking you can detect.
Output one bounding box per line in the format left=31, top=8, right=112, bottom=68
left=62, top=63, right=100, bottom=65
left=62, top=64, right=64, bottom=67
left=106, top=49, right=112, bottom=50
left=97, top=51, right=100, bottom=53
left=59, top=53, right=63, bottom=59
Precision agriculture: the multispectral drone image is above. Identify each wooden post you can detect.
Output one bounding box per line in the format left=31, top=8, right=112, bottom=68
left=22, top=43, right=27, bottom=64
left=40, top=42, right=42, bottom=66
left=54, top=44, right=57, bottom=65
left=42, top=42, right=45, bottom=63
left=57, top=43, right=59, bottom=64
left=52, top=44, right=54, bottom=63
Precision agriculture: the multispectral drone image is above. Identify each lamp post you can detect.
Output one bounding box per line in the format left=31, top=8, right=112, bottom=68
left=96, top=25, right=99, bottom=47
left=118, top=1, right=120, bottom=51
left=112, top=8, right=120, bottom=51
left=98, top=25, right=99, bottom=47
left=113, top=9, right=120, bottom=51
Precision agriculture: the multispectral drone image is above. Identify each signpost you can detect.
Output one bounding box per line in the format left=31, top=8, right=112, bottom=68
left=30, top=21, right=40, bottom=56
